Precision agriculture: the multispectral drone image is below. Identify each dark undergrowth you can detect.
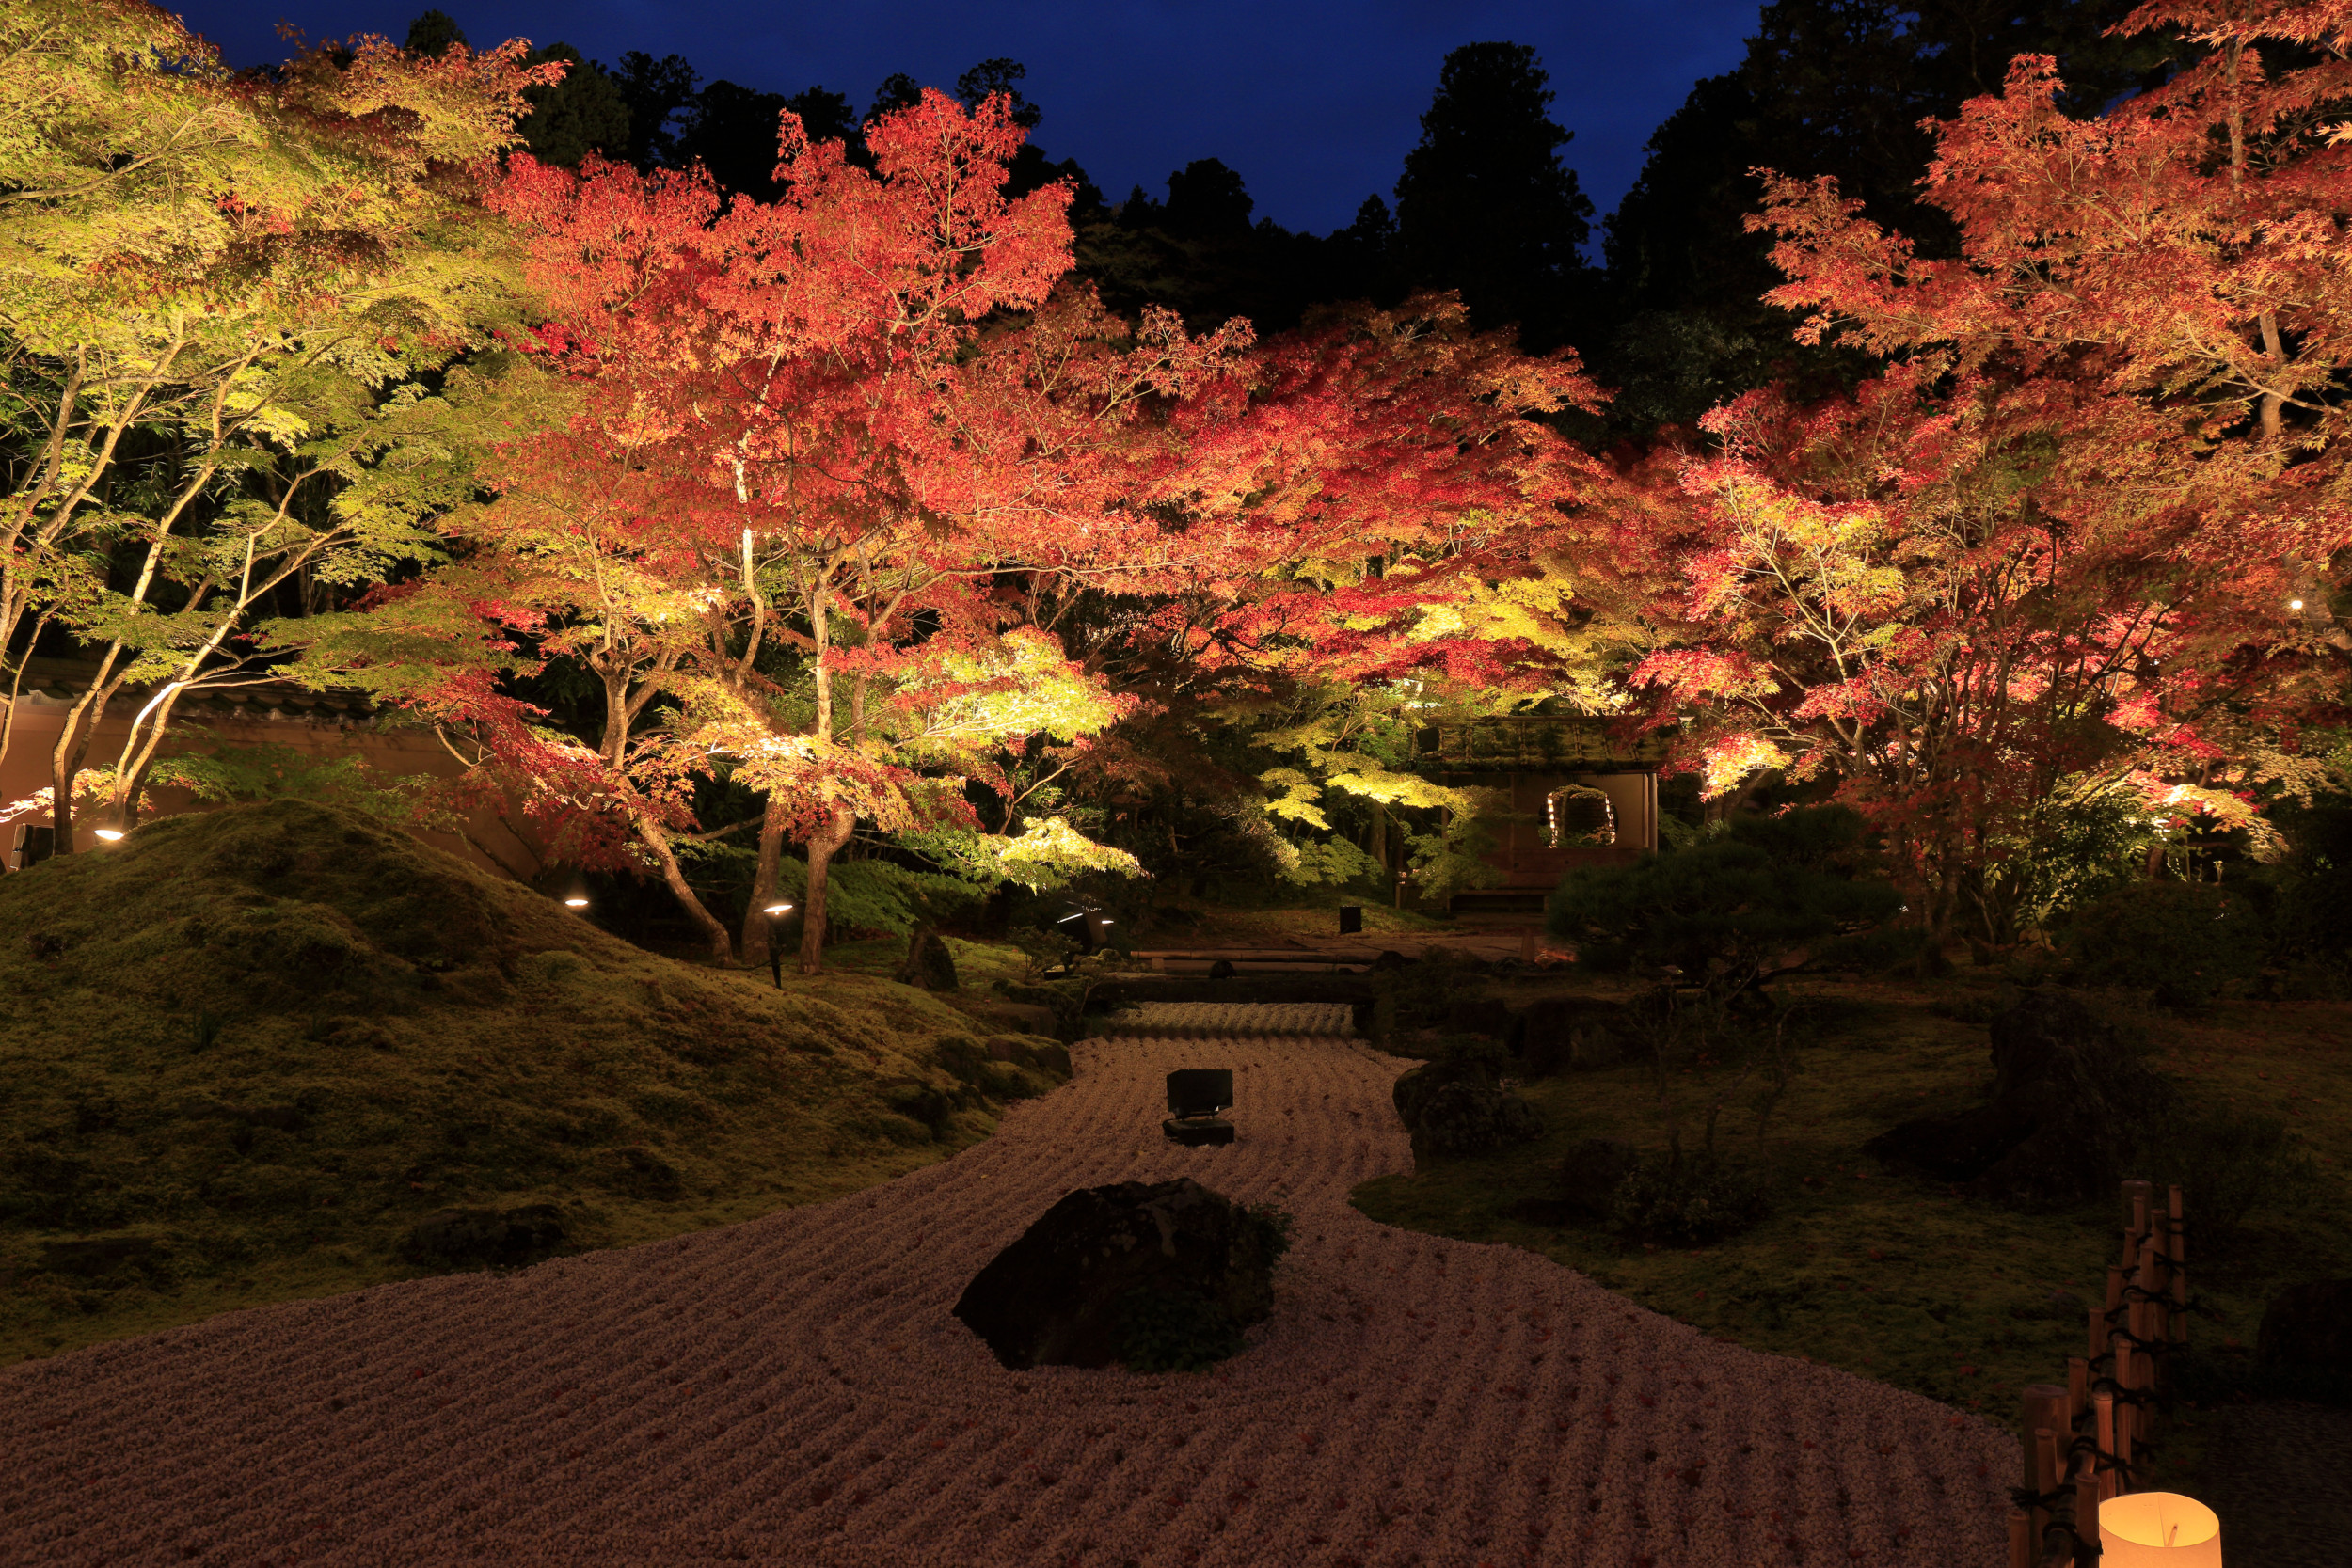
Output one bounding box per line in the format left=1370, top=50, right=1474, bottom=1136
left=1353, top=972, right=2352, bottom=1440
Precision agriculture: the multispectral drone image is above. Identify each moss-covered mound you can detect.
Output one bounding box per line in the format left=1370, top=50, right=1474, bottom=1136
left=0, top=800, right=1062, bottom=1363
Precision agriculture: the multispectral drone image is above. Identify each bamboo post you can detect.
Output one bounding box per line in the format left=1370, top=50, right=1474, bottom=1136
left=2169, top=1184, right=2189, bottom=1348
left=2089, top=1302, right=2108, bottom=1360
left=2074, top=1471, right=2102, bottom=1565
left=2067, top=1357, right=2089, bottom=1424
left=2137, top=1235, right=2162, bottom=1389
left=2010, top=1508, right=2033, bottom=1568
left=2022, top=1385, right=2068, bottom=1544
left=2094, top=1391, right=2118, bottom=1500
left=2117, top=1259, right=2136, bottom=1363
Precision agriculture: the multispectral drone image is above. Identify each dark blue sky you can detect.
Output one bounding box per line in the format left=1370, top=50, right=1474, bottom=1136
left=171, top=1, right=1763, bottom=236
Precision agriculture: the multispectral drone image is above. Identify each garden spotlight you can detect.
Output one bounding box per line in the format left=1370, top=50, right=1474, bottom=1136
left=562, top=878, right=590, bottom=909
left=762, top=902, right=795, bottom=988
left=2291, top=598, right=2306, bottom=610
left=92, top=828, right=125, bottom=842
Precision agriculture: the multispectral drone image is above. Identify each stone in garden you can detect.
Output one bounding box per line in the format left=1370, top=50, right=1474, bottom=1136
left=895, top=929, right=960, bottom=991
left=2258, top=1279, right=2352, bottom=1371
left=1509, top=997, right=1627, bottom=1075
left=952, top=1178, right=1281, bottom=1370
left=1208, top=958, right=1239, bottom=979
left=971, top=1000, right=1061, bottom=1037
left=405, top=1203, right=566, bottom=1266
left=984, top=1035, right=1072, bottom=1079
left=1862, top=988, right=2166, bottom=1206
left=1392, top=1057, right=1543, bottom=1160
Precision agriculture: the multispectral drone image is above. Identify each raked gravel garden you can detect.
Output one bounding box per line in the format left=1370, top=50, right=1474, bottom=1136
left=0, top=1017, right=2013, bottom=1567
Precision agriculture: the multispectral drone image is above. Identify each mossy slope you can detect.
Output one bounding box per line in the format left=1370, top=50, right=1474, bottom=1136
left=0, top=800, right=1054, bottom=1363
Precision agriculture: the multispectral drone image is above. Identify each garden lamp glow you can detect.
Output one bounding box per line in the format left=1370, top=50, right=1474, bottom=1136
left=2099, top=1492, right=2222, bottom=1566
left=92, top=827, right=125, bottom=842
left=764, top=902, right=793, bottom=916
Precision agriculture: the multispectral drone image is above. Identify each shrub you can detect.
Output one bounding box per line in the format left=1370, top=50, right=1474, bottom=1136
left=1548, top=805, right=1902, bottom=998
left=2062, top=881, right=2265, bottom=1007
left=1605, top=1154, right=1772, bottom=1244
left=1113, top=1202, right=1291, bottom=1373
left=1375, top=947, right=1486, bottom=1033
left=1115, top=1287, right=1245, bottom=1372
left=2127, top=1106, right=2316, bottom=1242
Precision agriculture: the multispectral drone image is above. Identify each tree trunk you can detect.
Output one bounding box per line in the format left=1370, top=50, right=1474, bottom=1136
left=799, top=803, right=856, bottom=976
left=46, top=683, right=112, bottom=852
left=739, top=793, right=791, bottom=968
left=637, top=820, right=736, bottom=966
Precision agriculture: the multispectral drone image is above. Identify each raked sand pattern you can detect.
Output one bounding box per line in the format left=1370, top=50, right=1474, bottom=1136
left=0, top=1022, right=2013, bottom=1567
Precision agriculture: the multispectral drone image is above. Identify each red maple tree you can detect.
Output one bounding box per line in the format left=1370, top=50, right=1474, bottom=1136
left=1610, top=1, right=2352, bottom=942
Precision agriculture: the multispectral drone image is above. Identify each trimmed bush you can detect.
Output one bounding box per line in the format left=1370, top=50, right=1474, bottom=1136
left=1606, top=1154, right=1772, bottom=1244
left=2063, top=880, right=2265, bottom=1007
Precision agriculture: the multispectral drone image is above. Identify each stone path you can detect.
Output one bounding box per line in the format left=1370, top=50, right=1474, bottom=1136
left=0, top=1023, right=2011, bottom=1566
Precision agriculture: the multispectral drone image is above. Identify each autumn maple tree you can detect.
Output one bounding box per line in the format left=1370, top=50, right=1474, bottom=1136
left=0, top=1, right=558, bottom=847
left=1613, top=0, right=2352, bottom=942
left=410, top=90, right=1275, bottom=971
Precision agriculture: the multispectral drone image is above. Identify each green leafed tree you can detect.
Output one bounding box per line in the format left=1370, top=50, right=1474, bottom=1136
left=0, top=0, right=556, bottom=847
left=518, top=43, right=630, bottom=168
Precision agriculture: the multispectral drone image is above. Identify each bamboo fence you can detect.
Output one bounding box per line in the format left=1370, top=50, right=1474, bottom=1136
left=2006, top=1178, right=2192, bottom=1568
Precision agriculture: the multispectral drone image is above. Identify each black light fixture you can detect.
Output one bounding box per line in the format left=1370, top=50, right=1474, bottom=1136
left=1163, top=1069, right=1235, bottom=1148
left=761, top=901, right=794, bottom=988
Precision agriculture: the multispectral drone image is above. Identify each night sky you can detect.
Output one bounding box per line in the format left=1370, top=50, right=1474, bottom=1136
left=167, top=1, right=1763, bottom=236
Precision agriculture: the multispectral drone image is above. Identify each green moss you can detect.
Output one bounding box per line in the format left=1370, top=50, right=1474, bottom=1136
left=1353, top=974, right=2352, bottom=1430
left=0, top=800, right=1051, bottom=1365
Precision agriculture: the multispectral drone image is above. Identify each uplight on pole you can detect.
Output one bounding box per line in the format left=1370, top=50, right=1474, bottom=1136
left=762, top=902, right=794, bottom=988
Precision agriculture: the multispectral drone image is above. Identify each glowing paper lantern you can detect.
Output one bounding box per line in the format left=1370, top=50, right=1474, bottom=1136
left=2100, top=1493, right=2222, bottom=1567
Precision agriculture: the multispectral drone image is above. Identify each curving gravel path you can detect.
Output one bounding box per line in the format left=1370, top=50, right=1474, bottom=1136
left=0, top=1028, right=2013, bottom=1567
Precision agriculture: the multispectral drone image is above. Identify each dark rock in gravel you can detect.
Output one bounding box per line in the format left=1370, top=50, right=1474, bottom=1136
left=2260, top=1280, right=2352, bottom=1372
left=1509, top=998, right=1628, bottom=1076
left=1557, top=1138, right=1642, bottom=1216
left=1392, top=1058, right=1543, bottom=1160
left=405, top=1204, right=566, bottom=1267
left=895, top=929, right=961, bottom=991
left=1208, top=959, right=1239, bottom=979
left=953, top=1178, right=1283, bottom=1370
left=1371, top=950, right=1411, bottom=973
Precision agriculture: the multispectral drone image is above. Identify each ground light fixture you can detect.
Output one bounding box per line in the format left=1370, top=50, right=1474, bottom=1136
left=92, top=827, right=125, bottom=842
left=2099, top=1492, right=2222, bottom=1565
left=562, top=880, right=590, bottom=909
left=762, top=902, right=795, bottom=988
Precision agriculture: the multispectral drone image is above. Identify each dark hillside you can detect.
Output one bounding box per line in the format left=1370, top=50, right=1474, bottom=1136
left=0, top=800, right=1060, bottom=1362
